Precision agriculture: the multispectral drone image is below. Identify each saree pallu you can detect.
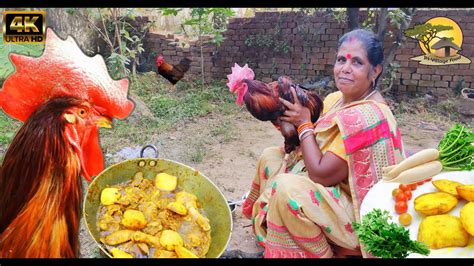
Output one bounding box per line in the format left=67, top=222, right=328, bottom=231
left=242, top=100, right=406, bottom=258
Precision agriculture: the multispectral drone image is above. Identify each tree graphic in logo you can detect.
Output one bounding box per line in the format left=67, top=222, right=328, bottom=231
left=404, top=17, right=471, bottom=65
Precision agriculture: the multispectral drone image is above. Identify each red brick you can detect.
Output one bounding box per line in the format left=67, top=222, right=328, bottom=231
left=412, top=73, right=421, bottom=80
left=442, top=76, right=452, bottom=81
left=418, top=80, right=434, bottom=87
left=432, top=75, right=441, bottom=81
left=421, top=74, right=431, bottom=80
left=417, top=68, right=434, bottom=75
left=434, top=80, right=449, bottom=88
left=395, top=54, right=412, bottom=61
left=402, top=79, right=419, bottom=86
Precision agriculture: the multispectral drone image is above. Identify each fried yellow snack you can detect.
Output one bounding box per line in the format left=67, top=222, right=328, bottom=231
left=460, top=202, right=474, bottom=236
left=110, top=248, right=134, bottom=258
left=159, top=230, right=184, bottom=251
left=121, top=209, right=147, bottom=230
left=414, top=192, right=458, bottom=216
left=175, top=246, right=199, bottom=258
left=167, top=201, right=188, bottom=215
left=456, top=185, right=474, bottom=202
left=432, top=179, right=464, bottom=198
left=155, top=173, right=178, bottom=191
left=101, top=187, right=121, bottom=205
left=418, top=214, right=469, bottom=249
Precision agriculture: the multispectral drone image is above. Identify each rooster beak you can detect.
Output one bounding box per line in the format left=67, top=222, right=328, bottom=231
left=96, top=117, right=113, bottom=128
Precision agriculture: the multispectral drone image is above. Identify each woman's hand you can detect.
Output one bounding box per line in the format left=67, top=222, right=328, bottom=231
left=279, top=86, right=312, bottom=127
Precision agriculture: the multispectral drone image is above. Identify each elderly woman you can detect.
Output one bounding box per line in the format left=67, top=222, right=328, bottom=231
left=241, top=29, right=407, bottom=258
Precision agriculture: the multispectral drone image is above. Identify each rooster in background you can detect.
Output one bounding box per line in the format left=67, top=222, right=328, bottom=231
left=227, top=63, right=323, bottom=153
left=0, top=28, right=134, bottom=257
left=155, top=54, right=191, bottom=88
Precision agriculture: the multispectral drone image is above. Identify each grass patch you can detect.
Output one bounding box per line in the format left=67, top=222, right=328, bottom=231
left=0, top=111, right=21, bottom=145
left=0, top=72, right=240, bottom=161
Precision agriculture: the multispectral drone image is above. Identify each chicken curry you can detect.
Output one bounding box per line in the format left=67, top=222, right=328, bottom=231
left=97, top=171, right=211, bottom=258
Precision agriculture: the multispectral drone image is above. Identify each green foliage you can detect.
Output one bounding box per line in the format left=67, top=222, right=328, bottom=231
left=180, top=8, right=235, bottom=47
left=453, top=77, right=465, bottom=96
left=129, top=73, right=237, bottom=131
left=0, top=35, right=45, bottom=80
left=0, top=111, right=21, bottom=145
left=361, top=9, right=376, bottom=29
left=381, top=62, right=400, bottom=89
left=159, top=8, right=182, bottom=16
left=76, top=8, right=153, bottom=79
left=244, top=14, right=290, bottom=54
left=438, top=123, right=474, bottom=171
left=353, top=209, right=430, bottom=258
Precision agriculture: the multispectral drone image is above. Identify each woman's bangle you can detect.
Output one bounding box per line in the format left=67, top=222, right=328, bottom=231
left=300, top=131, right=314, bottom=142
left=297, top=121, right=313, bottom=133
left=298, top=128, right=313, bottom=141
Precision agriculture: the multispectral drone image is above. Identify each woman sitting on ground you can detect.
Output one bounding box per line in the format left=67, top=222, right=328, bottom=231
left=241, top=28, right=407, bottom=258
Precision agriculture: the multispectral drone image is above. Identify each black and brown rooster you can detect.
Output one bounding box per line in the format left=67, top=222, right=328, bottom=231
left=227, top=63, right=323, bottom=153
left=155, top=54, right=191, bottom=87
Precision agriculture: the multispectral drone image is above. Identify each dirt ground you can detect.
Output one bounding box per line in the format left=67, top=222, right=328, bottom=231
left=78, top=110, right=454, bottom=258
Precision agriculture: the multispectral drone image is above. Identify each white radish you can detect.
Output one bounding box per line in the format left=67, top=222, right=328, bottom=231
left=386, top=148, right=439, bottom=179
left=382, top=165, right=396, bottom=175
left=386, top=160, right=443, bottom=184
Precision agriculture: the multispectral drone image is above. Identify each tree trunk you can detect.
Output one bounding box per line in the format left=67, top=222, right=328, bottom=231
left=45, top=8, right=98, bottom=55
left=376, top=8, right=388, bottom=42
left=347, top=8, right=360, bottom=30
left=199, top=25, right=205, bottom=86
left=380, top=8, right=417, bottom=94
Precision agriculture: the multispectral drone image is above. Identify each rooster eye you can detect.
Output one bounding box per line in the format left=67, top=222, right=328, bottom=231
left=78, top=109, right=86, bottom=116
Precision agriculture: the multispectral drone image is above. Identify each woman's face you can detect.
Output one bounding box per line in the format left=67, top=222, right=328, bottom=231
left=333, top=38, right=380, bottom=99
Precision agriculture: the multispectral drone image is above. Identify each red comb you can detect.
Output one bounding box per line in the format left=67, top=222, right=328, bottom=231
left=0, top=28, right=134, bottom=122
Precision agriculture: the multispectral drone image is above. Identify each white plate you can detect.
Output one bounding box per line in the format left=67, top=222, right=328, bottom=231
left=360, top=170, right=474, bottom=258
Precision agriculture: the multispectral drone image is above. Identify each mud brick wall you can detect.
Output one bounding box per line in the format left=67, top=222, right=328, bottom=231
left=143, top=9, right=474, bottom=97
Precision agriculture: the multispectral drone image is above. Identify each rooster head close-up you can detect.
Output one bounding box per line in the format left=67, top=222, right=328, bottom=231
left=0, top=27, right=135, bottom=182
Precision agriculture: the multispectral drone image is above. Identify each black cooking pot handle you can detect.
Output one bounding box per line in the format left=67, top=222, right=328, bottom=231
left=140, top=145, right=159, bottom=158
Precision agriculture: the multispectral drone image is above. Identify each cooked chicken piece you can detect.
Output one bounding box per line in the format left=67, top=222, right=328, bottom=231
left=142, top=221, right=162, bottom=236
left=101, top=230, right=134, bottom=245
left=139, top=201, right=159, bottom=221
left=153, top=249, right=178, bottom=258
left=99, top=214, right=121, bottom=232
left=167, top=201, right=188, bottom=215
left=136, top=243, right=149, bottom=256
left=132, top=231, right=162, bottom=248
left=106, top=204, right=123, bottom=217
left=188, top=206, right=210, bottom=232
left=154, top=198, right=174, bottom=210
left=130, top=171, right=144, bottom=187
left=139, top=178, right=153, bottom=191
left=176, top=191, right=198, bottom=209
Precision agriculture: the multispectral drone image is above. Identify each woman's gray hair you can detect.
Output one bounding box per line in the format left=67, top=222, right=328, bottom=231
left=337, top=29, right=384, bottom=89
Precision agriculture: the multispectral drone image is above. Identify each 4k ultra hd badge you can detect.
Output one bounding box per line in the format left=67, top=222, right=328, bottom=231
left=3, top=11, right=46, bottom=44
